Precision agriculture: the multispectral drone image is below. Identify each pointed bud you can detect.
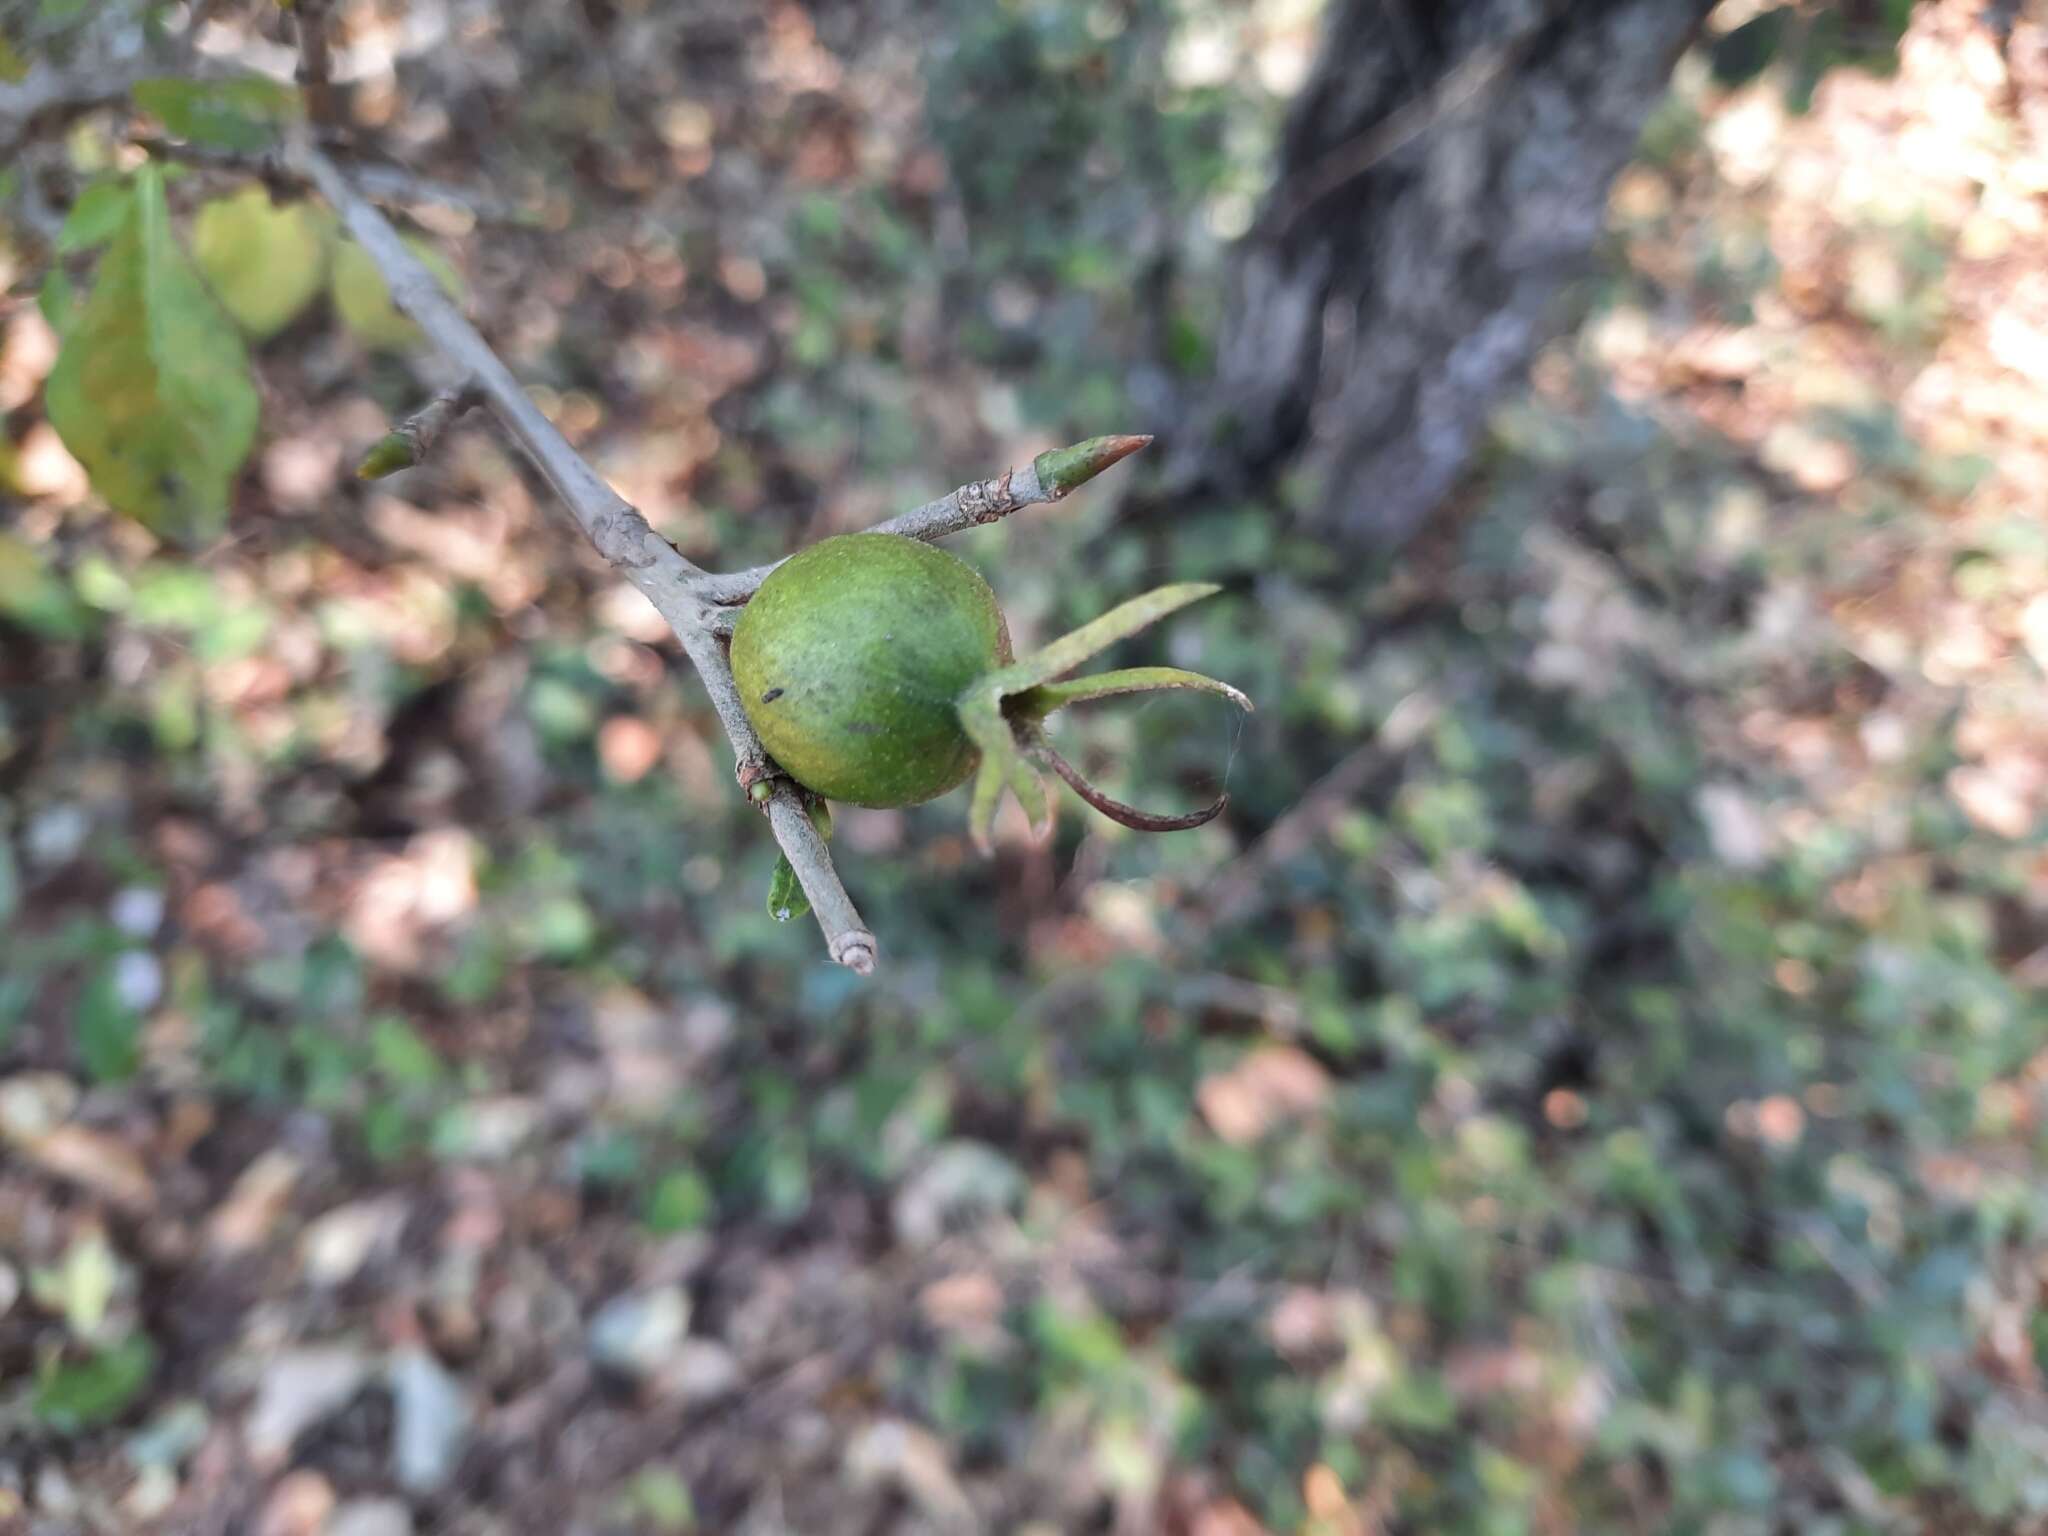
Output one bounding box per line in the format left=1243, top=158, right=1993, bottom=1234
left=355, top=432, right=417, bottom=480
left=1031, top=433, right=1152, bottom=500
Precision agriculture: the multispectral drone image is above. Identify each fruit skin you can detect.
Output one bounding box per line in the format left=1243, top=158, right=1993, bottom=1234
left=732, top=533, right=1011, bottom=808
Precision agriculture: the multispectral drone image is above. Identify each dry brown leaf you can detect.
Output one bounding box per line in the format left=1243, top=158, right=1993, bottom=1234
left=208, top=1150, right=304, bottom=1255
left=919, top=1271, right=1005, bottom=1335
left=1197, top=1045, right=1332, bottom=1146
left=18, top=1125, right=156, bottom=1210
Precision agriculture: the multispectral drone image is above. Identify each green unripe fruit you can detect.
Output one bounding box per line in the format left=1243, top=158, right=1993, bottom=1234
left=732, top=533, right=1013, bottom=808
left=732, top=437, right=1251, bottom=935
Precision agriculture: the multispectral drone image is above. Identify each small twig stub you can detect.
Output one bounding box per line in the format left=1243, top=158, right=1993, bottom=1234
left=356, top=382, right=482, bottom=479
left=957, top=470, right=1015, bottom=524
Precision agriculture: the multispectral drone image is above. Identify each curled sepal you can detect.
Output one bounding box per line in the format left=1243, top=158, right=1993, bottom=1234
left=1028, top=732, right=1230, bottom=834
left=959, top=687, right=1021, bottom=855
left=1011, top=665, right=1253, bottom=722
left=956, top=582, right=1245, bottom=852
left=985, top=583, right=1222, bottom=693
left=765, top=797, right=833, bottom=922
left=957, top=726, right=1055, bottom=851
left=1009, top=755, right=1052, bottom=841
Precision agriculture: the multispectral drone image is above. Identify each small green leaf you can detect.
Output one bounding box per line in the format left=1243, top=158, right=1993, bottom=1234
left=767, top=852, right=809, bottom=923
left=369, top=1014, right=444, bottom=1087
left=131, top=75, right=300, bottom=152
left=644, top=1166, right=713, bottom=1234
left=361, top=1100, right=415, bottom=1163
left=33, top=1335, right=157, bottom=1435
left=527, top=894, right=596, bottom=961
left=58, top=179, right=133, bottom=253
left=191, top=187, right=329, bottom=340
left=44, top=164, right=260, bottom=542
left=766, top=799, right=829, bottom=923
left=331, top=235, right=463, bottom=352
left=77, top=965, right=141, bottom=1084
left=575, top=1130, right=643, bottom=1188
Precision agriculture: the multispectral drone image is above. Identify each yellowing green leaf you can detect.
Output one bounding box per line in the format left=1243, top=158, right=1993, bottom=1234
left=29, top=1228, right=120, bottom=1339
left=331, top=235, right=462, bottom=352
left=0, top=31, right=28, bottom=83
left=192, top=187, right=330, bottom=340
left=131, top=76, right=300, bottom=152
left=44, top=164, right=261, bottom=543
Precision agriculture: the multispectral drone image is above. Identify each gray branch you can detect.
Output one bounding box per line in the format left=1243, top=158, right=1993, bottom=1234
left=693, top=468, right=1034, bottom=604
left=285, top=134, right=879, bottom=972
left=290, top=141, right=709, bottom=593
left=697, top=434, right=1151, bottom=605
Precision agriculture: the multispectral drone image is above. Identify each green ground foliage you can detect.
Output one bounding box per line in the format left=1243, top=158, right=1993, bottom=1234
left=0, top=2, right=2043, bottom=1532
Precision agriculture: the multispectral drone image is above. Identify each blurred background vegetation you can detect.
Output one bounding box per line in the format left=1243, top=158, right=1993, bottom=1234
left=2, top=1, right=2047, bottom=1532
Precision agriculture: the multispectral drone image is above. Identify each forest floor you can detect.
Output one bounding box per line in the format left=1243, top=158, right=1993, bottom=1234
left=2, top=1, right=2046, bottom=1533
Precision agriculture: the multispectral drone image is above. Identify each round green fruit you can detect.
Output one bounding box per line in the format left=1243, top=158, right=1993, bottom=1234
left=731, top=533, right=1012, bottom=808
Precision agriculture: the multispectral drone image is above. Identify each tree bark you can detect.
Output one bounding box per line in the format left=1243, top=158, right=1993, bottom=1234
left=1174, top=0, right=1713, bottom=547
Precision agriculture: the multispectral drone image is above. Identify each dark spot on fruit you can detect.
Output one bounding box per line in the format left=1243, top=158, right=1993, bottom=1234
left=844, top=722, right=885, bottom=736
left=761, top=687, right=785, bottom=703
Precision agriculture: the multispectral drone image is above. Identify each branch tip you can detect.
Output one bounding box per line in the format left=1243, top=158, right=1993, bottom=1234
left=354, top=382, right=480, bottom=479
left=834, top=935, right=879, bottom=975
left=1033, top=433, right=1154, bottom=500
left=288, top=141, right=876, bottom=968
left=355, top=432, right=415, bottom=480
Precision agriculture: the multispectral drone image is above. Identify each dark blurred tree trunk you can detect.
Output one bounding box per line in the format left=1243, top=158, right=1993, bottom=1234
left=1171, top=0, right=1713, bottom=547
